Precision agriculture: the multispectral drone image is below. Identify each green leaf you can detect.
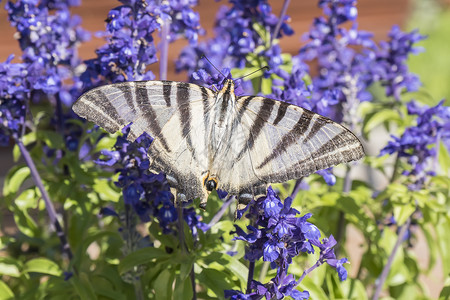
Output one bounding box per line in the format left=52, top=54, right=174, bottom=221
left=341, top=278, right=368, bottom=300
left=70, top=272, right=98, bottom=300
left=92, top=179, right=120, bottom=202
left=0, top=280, right=14, bottom=300
left=23, top=258, right=62, bottom=276
left=299, top=276, right=328, bottom=300
left=438, top=140, right=450, bottom=173
left=173, top=274, right=193, bottom=300
left=198, top=268, right=232, bottom=298
left=15, top=188, right=38, bottom=210
left=12, top=189, right=39, bottom=237
left=37, top=130, right=65, bottom=149
left=439, top=275, right=450, bottom=300
left=179, top=257, right=194, bottom=282
left=363, top=108, right=402, bottom=136
left=220, top=254, right=248, bottom=289
left=13, top=144, right=21, bottom=162
left=154, top=269, right=174, bottom=300
left=118, top=247, right=170, bottom=275
left=393, top=203, right=415, bottom=225
left=0, top=257, right=21, bottom=277
left=93, top=134, right=119, bottom=154
left=3, top=165, right=30, bottom=198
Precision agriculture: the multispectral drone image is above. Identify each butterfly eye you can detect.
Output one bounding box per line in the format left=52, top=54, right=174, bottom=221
left=206, top=179, right=218, bottom=191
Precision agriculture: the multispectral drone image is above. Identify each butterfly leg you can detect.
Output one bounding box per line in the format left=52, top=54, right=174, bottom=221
left=166, top=174, right=187, bottom=207
left=234, top=185, right=267, bottom=220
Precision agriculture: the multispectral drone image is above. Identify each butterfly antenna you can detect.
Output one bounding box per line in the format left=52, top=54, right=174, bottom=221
left=200, top=55, right=227, bottom=79
left=235, top=66, right=270, bottom=81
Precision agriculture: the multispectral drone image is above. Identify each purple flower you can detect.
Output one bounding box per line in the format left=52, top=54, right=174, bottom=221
left=299, top=0, right=376, bottom=120
left=380, top=100, right=450, bottom=188
left=372, top=26, right=426, bottom=100
left=326, top=258, right=349, bottom=281
left=177, top=0, right=292, bottom=79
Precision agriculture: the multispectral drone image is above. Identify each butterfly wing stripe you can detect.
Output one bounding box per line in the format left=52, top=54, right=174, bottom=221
left=176, top=82, right=195, bottom=158
left=273, top=101, right=290, bottom=125
left=200, top=85, right=212, bottom=134
left=73, top=90, right=125, bottom=133
left=131, top=83, right=172, bottom=151
left=302, top=116, right=329, bottom=144
left=257, top=109, right=314, bottom=169
left=236, top=98, right=275, bottom=160
left=115, top=83, right=137, bottom=116
left=163, top=81, right=172, bottom=107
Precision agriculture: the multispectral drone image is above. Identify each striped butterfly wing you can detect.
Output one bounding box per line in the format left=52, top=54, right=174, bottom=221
left=211, top=95, right=364, bottom=202
left=73, top=81, right=216, bottom=201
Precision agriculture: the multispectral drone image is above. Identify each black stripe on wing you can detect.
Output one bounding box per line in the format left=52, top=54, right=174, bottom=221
left=257, top=109, right=314, bottom=169
left=236, top=97, right=275, bottom=161
left=176, top=82, right=195, bottom=157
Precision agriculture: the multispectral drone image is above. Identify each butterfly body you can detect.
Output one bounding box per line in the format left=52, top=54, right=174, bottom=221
left=73, top=79, right=364, bottom=210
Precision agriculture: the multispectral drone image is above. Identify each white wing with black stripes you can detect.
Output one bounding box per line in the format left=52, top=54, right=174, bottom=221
left=73, top=79, right=364, bottom=210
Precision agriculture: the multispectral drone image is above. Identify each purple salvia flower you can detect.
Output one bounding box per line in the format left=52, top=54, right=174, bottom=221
left=230, top=187, right=350, bottom=298
left=372, top=25, right=426, bottom=100
left=177, top=0, right=293, bottom=80
left=380, top=100, right=450, bottom=188
left=0, top=55, right=28, bottom=145
left=299, top=0, right=376, bottom=120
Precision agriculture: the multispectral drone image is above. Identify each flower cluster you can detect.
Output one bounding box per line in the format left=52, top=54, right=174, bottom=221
left=6, top=0, right=89, bottom=102
left=1, top=0, right=89, bottom=146
left=176, top=0, right=293, bottom=80
left=227, top=187, right=347, bottom=299
left=81, top=0, right=203, bottom=87
left=298, top=0, right=375, bottom=121
left=158, top=0, right=204, bottom=45
left=82, top=1, right=159, bottom=86
left=380, top=100, right=450, bottom=188
left=372, top=26, right=426, bottom=100
left=97, top=127, right=206, bottom=234
left=0, top=56, right=28, bottom=145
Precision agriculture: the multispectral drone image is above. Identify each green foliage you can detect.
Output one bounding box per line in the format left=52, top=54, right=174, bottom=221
left=2, top=4, right=450, bottom=300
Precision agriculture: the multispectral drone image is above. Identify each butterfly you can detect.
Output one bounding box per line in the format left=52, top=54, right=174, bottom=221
left=73, top=79, right=364, bottom=211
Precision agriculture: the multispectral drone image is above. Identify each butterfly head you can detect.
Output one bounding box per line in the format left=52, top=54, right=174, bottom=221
left=219, top=79, right=235, bottom=96
left=200, top=173, right=219, bottom=209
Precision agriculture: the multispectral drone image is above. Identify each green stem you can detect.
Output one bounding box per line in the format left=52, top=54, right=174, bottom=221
left=335, top=165, right=352, bottom=255
left=17, top=139, right=75, bottom=266
left=371, top=217, right=411, bottom=300
left=133, top=277, right=145, bottom=300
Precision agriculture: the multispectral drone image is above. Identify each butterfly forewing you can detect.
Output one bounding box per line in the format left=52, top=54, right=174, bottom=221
left=73, top=81, right=214, bottom=142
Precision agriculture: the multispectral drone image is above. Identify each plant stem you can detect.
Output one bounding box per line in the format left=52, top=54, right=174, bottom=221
left=296, top=260, right=322, bottom=284
left=247, top=261, right=255, bottom=293
left=16, top=139, right=75, bottom=264
left=159, top=16, right=170, bottom=80
left=290, top=178, right=303, bottom=200
left=390, top=153, right=400, bottom=182
left=335, top=165, right=352, bottom=255
left=133, top=276, right=145, bottom=300
left=371, top=217, right=411, bottom=300
left=271, top=0, right=291, bottom=47
left=177, top=204, right=187, bottom=254
left=206, top=195, right=234, bottom=230
left=177, top=204, right=197, bottom=299
left=190, top=267, right=197, bottom=300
